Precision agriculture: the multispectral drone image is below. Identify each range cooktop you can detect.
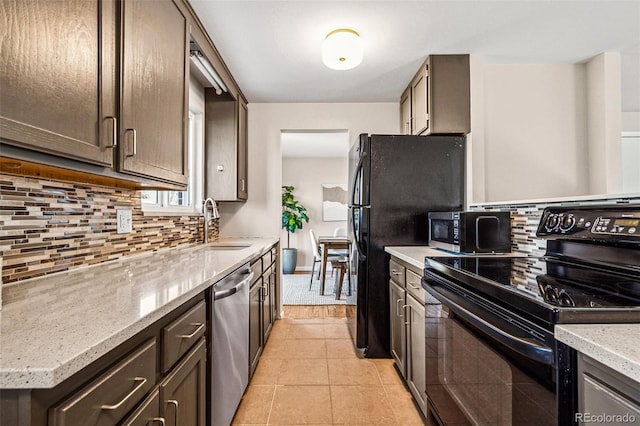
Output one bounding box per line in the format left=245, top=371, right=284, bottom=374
left=428, top=256, right=640, bottom=308
left=424, top=205, right=640, bottom=329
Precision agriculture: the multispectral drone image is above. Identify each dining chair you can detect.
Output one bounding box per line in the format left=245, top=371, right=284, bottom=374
left=333, top=227, right=347, bottom=237
left=308, top=229, right=343, bottom=290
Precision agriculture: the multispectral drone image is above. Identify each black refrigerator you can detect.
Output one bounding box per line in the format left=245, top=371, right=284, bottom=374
left=347, top=134, right=466, bottom=358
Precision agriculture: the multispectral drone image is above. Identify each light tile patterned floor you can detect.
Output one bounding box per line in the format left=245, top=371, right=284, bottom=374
left=232, top=307, right=426, bottom=425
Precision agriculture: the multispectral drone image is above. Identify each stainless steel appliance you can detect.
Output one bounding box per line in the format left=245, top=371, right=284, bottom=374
left=423, top=205, right=640, bottom=425
left=348, top=133, right=465, bottom=357
left=428, top=211, right=511, bottom=253
left=210, top=264, right=253, bottom=426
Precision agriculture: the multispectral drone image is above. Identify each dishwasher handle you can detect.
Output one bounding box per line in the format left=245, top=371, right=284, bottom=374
left=214, top=271, right=254, bottom=300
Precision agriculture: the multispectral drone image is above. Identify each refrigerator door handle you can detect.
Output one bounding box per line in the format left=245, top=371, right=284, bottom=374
left=350, top=151, right=367, bottom=207
left=351, top=206, right=366, bottom=260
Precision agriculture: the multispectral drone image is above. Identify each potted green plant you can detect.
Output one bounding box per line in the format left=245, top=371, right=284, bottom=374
left=281, top=185, right=309, bottom=274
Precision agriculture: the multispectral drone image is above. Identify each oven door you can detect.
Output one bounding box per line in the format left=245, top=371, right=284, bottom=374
left=424, top=272, right=559, bottom=425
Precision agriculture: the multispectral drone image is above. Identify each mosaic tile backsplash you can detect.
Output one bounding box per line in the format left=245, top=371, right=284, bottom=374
left=0, top=173, right=217, bottom=284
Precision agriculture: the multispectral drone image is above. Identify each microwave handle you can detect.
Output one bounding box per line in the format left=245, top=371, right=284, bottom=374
left=424, top=277, right=554, bottom=366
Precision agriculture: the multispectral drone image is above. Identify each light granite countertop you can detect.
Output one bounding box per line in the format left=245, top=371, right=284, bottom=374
left=0, top=237, right=278, bottom=389
left=555, top=324, right=640, bottom=383
left=384, top=246, right=523, bottom=270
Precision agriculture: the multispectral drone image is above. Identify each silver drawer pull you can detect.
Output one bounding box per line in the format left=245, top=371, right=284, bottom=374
left=407, top=281, right=420, bottom=289
left=150, top=418, right=166, bottom=426
left=167, top=400, right=179, bottom=426
left=101, top=377, right=147, bottom=410
left=391, top=269, right=401, bottom=275
left=177, top=323, right=205, bottom=339
left=403, top=304, right=409, bottom=325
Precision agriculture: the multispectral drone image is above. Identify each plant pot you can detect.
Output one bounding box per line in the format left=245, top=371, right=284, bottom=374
left=282, top=248, right=298, bottom=274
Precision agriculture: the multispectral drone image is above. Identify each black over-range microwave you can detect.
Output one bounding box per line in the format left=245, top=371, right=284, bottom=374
left=428, top=211, right=512, bottom=253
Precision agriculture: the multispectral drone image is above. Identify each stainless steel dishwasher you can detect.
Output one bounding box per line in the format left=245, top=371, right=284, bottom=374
left=210, top=264, right=253, bottom=426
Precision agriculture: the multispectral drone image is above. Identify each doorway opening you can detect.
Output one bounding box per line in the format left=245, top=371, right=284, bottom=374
left=280, top=130, right=350, bottom=306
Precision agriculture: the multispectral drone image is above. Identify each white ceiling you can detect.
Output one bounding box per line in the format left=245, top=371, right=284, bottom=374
left=281, top=131, right=349, bottom=158
left=190, top=0, right=640, bottom=108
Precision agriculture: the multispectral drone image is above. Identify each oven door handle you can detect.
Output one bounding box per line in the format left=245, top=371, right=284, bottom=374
left=426, top=284, right=555, bottom=366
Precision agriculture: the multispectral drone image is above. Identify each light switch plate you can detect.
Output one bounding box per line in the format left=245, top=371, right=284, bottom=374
left=116, top=209, right=133, bottom=234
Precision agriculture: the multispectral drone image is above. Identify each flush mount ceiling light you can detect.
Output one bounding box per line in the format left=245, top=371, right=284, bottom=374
left=322, top=28, right=363, bottom=70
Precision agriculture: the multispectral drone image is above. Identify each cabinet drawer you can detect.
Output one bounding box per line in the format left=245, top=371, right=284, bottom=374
left=120, top=389, right=160, bottom=426
left=162, top=300, right=206, bottom=373
left=49, top=339, right=156, bottom=426
left=270, top=246, right=278, bottom=263
left=262, top=251, right=272, bottom=267
left=389, top=259, right=405, bottom=286
left=250, top=259, right=262, bottom=284
left=406, top=269, right=426, bottom=303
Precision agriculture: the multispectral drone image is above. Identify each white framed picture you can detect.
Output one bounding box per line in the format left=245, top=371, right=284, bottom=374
left=322, top=183, right=347, bottom=221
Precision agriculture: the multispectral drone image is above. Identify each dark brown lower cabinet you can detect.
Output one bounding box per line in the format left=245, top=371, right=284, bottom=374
left=160, top=338, right=207, bottom=426
left=249, top=278, right=263, bottom=377
left=48, top=339, right=157, bottom=426
left=262, top=266, right=274, bottom=343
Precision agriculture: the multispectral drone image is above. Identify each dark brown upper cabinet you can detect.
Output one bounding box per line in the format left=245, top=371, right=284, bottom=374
left=118, top=0, right=189, bottom=186
left=400, top=54, right=470, bottom=135
left=0, top=0, right=117, bottom=167
left=0, top=0, right=189, bottom=188
left=204, top=91, right=248, bottom=202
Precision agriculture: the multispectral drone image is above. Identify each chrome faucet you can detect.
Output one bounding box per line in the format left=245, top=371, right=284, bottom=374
left=202, top=197, right=220, bottom=243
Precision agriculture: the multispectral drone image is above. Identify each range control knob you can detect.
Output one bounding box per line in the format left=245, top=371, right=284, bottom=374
left=545, top=214, right=560, bottom=232
left=559, top=214, right=576, bottom=232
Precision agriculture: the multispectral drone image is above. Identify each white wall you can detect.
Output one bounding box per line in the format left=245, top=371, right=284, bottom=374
left=217, top=103, right=399, bottom=240
left=282, top=157, right=348, bottom=269
left=587, top=52, right=622, bottom=195
left=472, top=62, right=589, bottom=202
left=622, top=112, right=640, bottom=132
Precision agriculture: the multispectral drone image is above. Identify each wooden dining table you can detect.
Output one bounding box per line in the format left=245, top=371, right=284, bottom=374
left=317, top=236, right=350, bottom=295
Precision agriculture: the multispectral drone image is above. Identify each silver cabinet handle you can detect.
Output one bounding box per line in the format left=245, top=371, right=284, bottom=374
left=403, top=305, right=409, bottom=325
left=407, top=281, right=420, bottom=290
left=167, top=399, right=179, bottom=426
left=391, top=269, right=401, bottom=276
left=101, top=377, right=147, bottom=410
left=105, top=116, right=117, bottom=148
left=126, top=129, right=137, bottom=157
left=240, top=178, right=246, bottom=191
left=396, top=298, right=403, bottom=317
left=150, top=418, right=166, bottom=426
left=177, top=323, right=205, bottom=339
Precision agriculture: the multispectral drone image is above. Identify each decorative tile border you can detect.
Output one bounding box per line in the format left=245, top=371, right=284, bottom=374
left=0, top=173, right=217, bottom=284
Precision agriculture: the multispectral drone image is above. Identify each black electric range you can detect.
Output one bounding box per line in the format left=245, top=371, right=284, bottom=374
left=422, top=205, right=640, bottom=426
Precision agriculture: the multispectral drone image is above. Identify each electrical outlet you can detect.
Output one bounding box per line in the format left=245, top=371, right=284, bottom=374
left=116, top=209, right=133, bottom=234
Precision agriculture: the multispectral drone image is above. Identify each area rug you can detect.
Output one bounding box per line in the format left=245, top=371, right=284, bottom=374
left=281, top=273, right=348, bottom=305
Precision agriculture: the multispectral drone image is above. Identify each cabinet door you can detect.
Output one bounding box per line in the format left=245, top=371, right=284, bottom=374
left=406, top=294, right=427, bottom=416
left=160, top=338, right=206, bottom=426
left=269, top=266, right=277, bottom=325
left=400, top=87, right=412, bottom=135
left=0, top=0, right=116, bottom=166
left=119, top=0, right=188, bottom=185
left=262, top=268, right=274, bottom=343
left=411, top=64, right=429, bottom=135
left=389, top=279, right=406, bottom=377
left=249, top=281, right=263, bottom=377
left=237, top=97, right=248, bottom=200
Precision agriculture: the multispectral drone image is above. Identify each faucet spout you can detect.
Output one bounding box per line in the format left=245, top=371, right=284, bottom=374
left=203, top=197, right=220, bottom=243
